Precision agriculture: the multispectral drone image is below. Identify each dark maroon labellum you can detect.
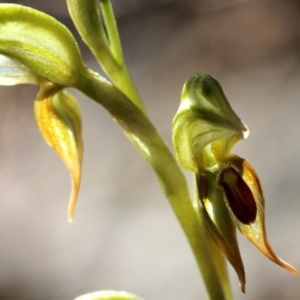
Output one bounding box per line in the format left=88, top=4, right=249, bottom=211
left=218, top=167, right=257, bottom=224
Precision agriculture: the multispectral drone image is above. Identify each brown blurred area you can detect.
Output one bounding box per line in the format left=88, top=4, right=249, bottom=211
left=0, top=0, right=300, bottom=299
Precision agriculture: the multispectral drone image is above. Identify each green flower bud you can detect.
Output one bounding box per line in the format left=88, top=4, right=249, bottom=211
left=0, top=4, right=85, bottom=86
left=35, top=85, right=83, bottom=222
left=74, top=290, right=144, bottom=300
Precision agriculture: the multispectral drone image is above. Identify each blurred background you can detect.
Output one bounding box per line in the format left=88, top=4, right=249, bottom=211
left=0, top=0, right=300, bottom=299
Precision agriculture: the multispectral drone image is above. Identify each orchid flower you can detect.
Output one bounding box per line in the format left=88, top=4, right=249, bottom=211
left=0, top=2, right=297, bottom=299
left=172, top=72, right=297, bottom=292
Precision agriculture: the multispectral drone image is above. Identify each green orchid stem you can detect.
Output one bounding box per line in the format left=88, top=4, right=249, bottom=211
left=67, top=0, right=145, bottom=114
left=108, top=61, right=145, bottom=115
left=75, top=68, right=232, bottom=300
left=99, top=0, right=123, bottom=64
left=98, top=0, right=146, bottom=115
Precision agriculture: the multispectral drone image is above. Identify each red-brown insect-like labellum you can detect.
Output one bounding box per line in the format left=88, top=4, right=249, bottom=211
left=217, top=166, right=257, bottom=225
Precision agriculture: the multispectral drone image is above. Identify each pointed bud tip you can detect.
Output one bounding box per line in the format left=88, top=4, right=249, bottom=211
left=68, top=193, right=76, bottom=224
left=68, top=205, right=74, bottom=223
left=68, top=201, right=74, bottom=224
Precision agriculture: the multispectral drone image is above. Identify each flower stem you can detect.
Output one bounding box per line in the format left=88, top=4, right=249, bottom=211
left=97, top=0, right=146, bottom=114
left=99, top=0, right=123, bottom=63
left=67, top=0, right=146, bottom=114
left=74, top=68, right=232, bottom=300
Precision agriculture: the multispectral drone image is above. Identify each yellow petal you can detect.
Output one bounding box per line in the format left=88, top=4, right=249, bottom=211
left=34, top=88, right=83, bottom=222
left=226, top=155, right=297, bottom=275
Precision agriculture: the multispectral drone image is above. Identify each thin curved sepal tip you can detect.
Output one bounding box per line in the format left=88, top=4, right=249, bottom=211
left=278, top=259, right=297, bottom=276
left=240, top=282, right=246, bottom=294
left=262, top=238, right=298, bottom=276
